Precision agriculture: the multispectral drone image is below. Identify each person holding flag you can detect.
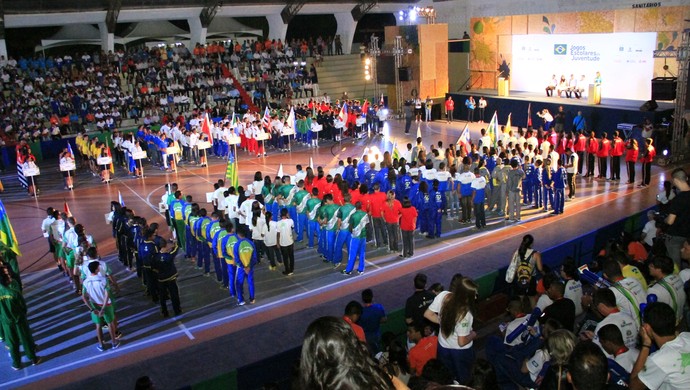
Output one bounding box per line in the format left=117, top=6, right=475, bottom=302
left=60, top=146, right=76, bottom=190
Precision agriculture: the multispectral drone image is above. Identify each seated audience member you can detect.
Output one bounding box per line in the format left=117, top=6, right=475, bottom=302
left=647, top=255, right=686, bottom=326
left=631, top=302, right=690, bottom=390
left=297, top=316, right=401, bottom=389
left=406, top=322, right=437, bottom=377
left=597, top=324, right=639, bottom=373
left=568, top=340, right=630, bottom=390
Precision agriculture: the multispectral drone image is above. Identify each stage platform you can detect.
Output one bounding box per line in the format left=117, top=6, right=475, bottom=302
left=448, top=89, right=674, bottom=134
left=0, top=117, right=680, bottom=389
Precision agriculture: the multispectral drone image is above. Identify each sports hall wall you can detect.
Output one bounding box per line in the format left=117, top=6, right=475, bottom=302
left=466, top=5, right=690, bottom=90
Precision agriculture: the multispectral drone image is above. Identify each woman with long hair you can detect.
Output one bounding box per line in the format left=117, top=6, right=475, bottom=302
left=422, top=277, right=478, bottom=384
left=298, top=316, right=404, bottom=390
left=506, top=234, right=543, bottom=308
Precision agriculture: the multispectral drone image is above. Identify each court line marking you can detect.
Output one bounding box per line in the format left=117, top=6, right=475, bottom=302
left=177, top=322, right=195, bottom=340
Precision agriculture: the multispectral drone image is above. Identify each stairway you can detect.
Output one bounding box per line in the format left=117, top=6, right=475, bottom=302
left=220, top=64, right=259, bottom=113
left=313, top=54, right=370, bottom=102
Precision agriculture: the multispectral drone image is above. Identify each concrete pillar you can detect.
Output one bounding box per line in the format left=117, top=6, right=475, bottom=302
left=98, top=23, right=115, bottom=53
left=188, top=16, right=208, bottom=48
left=334, top=12, right=358, bottom=55
left=0, top=40, right=7, bottom=59
left=266, top=14, right=287, bottom=41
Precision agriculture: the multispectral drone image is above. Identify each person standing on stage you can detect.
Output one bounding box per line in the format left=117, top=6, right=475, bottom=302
left=333, top=194, right=356, bottom=268
left=542, top=159, right=555, bottom=213
left=625, top=138, right=639, bottom=184
left=445, top=96, right=454, bottom=123
left=610, top=131, right=624, bottom=181
left=277, top=208, right=295, bottom=276
left=478, top=97, right=487, bottom=123
left=585, top=131, right=598, bottom=178
left=639, top=138, right=655, bottom=187
left=465, top=96, right=475, bottom=122
left=596, top=132, right=610, bottom=180
left=552, top=159, right=567, bottom=215
left=342, top=202, right=369, bottom=275
left=0, top=263, right=41, bottom=370
left=153, top=240, right=181, bottom=317
left=564, top=149, right=578, bottom=200
left=234, top=228, right=257, bottom=306
left=506, top=160, right=526, bottom=222
left=414, top=95, right=423, bottom=123
left=425, top=95, right=433, bottom=122
left=81, top=261, right=120, bottom=351
left=471, top=168, right=487, bottom=229
left=574, top=129, right=587, bottom=175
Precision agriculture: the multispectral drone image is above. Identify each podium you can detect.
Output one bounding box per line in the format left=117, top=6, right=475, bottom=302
left=498, top=77, right=509, bottom=97
left=588, top=84, right=601, bottom=105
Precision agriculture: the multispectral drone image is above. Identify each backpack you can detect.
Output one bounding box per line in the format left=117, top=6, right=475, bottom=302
left=516, top=250, right=535, bottom=286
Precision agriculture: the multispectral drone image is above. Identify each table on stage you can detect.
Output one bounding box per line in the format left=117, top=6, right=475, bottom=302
left=588, top=84, right=601, bottom=105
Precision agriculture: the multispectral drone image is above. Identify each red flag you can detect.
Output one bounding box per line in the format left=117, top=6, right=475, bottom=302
left=64, top=201, right=72, bottom=218
left=361, top=100, right=369, bottom=115
left=201, top=113, right=214, bottom=145
left=261, top=107, right=271, bottom=130
left=527, top=103, right=532, bottom=128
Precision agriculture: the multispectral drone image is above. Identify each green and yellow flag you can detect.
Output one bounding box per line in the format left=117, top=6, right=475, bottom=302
left=0, top=199, right=21, bottom=256
left=225, top=150, right=239, bottom=189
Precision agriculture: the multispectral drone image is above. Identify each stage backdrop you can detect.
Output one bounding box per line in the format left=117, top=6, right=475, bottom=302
left=511, top=32, right=656, bottom=101
left=469, top=6, right=690, bottom=99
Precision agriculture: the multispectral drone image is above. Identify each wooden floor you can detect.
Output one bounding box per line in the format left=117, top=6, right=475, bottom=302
left=0, top=118, right=675, bottom=389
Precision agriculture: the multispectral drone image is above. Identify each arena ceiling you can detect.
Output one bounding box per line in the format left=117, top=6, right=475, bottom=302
left=3, top=0, right=419, bottom=14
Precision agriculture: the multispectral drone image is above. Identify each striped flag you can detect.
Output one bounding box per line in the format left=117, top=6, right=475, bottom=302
left=118, top=191, right=125, bottom=207
left=201, top=112, right=214, bottom=145
left=64, top=201, right=72, bottom=218
left=16, top=152, right=27, bottom=189
left=0, top=199, right=21, bottom=256
left=487, top=111, right=499, bottom=148
left=261, top=107, right=271, bottom=129
left=527, top=103, right=532, bottom=128
left=456, top=123, right=471, bottom=155
left=338, top=102, right=348, bottom=123
left=225, top=150, right=239, bottom=189
left=67, top=141, right=74, bottom=156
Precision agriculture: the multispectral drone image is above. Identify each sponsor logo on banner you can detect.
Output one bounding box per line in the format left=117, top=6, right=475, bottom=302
left=554, top=44, right=567, bottom=55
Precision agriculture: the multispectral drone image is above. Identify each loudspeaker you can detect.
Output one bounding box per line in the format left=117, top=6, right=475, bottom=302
left=640, top=100, right=658, bottom=112
left=651, top=77, right=677, bottom=101
left=376, top=56, right=396, bottom=85
left=398, top=67, right=412, bottom=82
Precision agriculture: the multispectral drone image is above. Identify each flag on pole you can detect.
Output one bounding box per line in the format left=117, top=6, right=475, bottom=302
left=416, top=125, right=422, bottom=139
left=338, top=102, right=349, bottom=123
left=0, top=199, right=21, bottom=256
left=67, top=141, right=74, bottom=156
left=277, top=163, right=284, bottom=178
left=392, top=141, right=400, bottom=160
left=287, top=107, right=296, bottom=132
left=225, top=150, right=239, bottom=189
left=64, top=201, right=72, bottom=218
left=261, top=106, right=271, bottom=130
left=361, top=100, right=369, bottom=117
left=487, top=111, right=499, bottom=148
left=456, top=123, right=471, bottom=155
left=201, top=112, right=214, bottom=145
left=527, top=103, right=532, bottom=128
left=505, top=113, right=512, bottom=134
left=309, top=157, right=314, bottom=170
left=118, top=191, right=125, bottom=207
left=16, top=153, right=27, bottom=189
left=105, top=140, right=114, bottom=173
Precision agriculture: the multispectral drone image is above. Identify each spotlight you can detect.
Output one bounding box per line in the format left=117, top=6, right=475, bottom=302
left=409, top=9, right=417, bottom=21
left=663, top=149, right=668, bottom=156
left=365, top=58, right=371, bottom=65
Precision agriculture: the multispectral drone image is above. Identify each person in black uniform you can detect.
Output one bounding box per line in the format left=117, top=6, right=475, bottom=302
left=153, top=240, right=181, bottom=317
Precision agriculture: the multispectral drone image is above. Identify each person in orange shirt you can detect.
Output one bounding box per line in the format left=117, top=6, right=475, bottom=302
left=407, top=322, right=438, bottom=376
left=382, top=190, right=402, bottom=253
left=625, top=138, right=639, bottom=184
left=343, top=301, right=366, bottom=343
left=369, top=183, right=388, bottom=248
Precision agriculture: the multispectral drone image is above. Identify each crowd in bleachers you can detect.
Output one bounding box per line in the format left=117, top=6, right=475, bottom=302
left=0, top=34, right=350, bottom=147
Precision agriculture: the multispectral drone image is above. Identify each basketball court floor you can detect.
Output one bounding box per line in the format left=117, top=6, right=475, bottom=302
left=0, top=115, right=669, bottom=389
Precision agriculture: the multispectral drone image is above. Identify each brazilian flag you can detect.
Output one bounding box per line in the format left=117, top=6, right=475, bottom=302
left=0, top=199, right=21, bottom=256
